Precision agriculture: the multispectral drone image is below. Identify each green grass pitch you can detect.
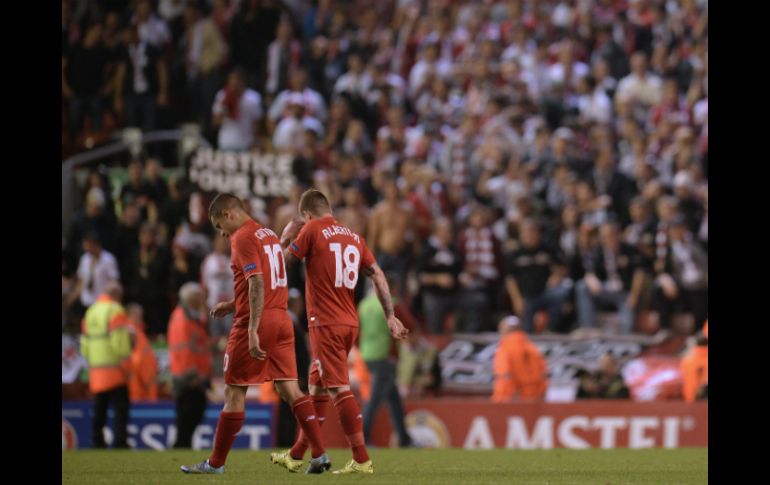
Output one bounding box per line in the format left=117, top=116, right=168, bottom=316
left=62, top=448, right=707, bottom=484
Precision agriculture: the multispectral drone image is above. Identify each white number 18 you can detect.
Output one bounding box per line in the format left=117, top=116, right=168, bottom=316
left=329, top=243, right=360, bottom=289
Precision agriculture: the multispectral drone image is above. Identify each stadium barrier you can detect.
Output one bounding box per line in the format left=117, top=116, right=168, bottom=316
left=321, top=400, right=708, bottom=449
left=62, top=401, right=274, bottom=450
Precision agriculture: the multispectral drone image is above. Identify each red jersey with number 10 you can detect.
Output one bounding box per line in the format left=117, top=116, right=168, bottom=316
left=230, top=219, right=288, bottom=327
left=288, top=216, right=375, bottom=328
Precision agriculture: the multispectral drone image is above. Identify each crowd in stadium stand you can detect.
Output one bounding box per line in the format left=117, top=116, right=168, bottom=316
left=62, top=0, right=708, bottom=356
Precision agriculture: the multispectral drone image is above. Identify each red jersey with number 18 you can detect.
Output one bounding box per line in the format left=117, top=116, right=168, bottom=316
left=230, top=219, right=288, bottom=327
left=288, top=216, right=375, bottom=328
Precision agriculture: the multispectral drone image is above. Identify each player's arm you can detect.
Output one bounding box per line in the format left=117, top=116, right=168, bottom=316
left=210, top=299, right=236, bottom=318
left=280, top=217, right=307, bottom=266
left=247, top=274, right=266, bottom=360
left=362, top=262, right=409, bottom=339
left=283, top=247, right=301, bottom=266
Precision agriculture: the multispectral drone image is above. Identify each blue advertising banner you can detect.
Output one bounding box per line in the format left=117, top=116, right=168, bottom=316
left=62, top=401, right=275, bottom=450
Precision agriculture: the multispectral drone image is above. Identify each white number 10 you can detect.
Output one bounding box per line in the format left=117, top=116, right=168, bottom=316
left=263, top=243, right=287, bottom=290
left=329, top=243, right=360, bottom=289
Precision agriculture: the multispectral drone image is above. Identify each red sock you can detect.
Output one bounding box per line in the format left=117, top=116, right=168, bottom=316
left=291, top=396, right=326, bottom=458
left=290, top=394, right=329, bottom=460
left=209, top=411, right=244, bottom=468
left=333, top=391, right=369, bottom=463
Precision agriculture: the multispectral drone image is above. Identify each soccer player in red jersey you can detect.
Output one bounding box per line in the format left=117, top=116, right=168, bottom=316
left=272, top=188, right=409, bottom=475
left=181, top=194, right=330, bottom=475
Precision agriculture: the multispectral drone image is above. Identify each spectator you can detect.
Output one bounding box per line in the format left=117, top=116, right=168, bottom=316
left=67, top=232, right=121, bottom=315
left=114, top=201, right=142, bottom=285
left=272, top=93, right=324, bottom=153
left=265, top=18, right=301, bottom=96
left=115, top=24, right=169, bottom=132
left=576, top=352, right=630, bottom=399
left=492, top=316, right=548, bottom=402
left=576, top=75, right=612, bottom=125
left=66, top=187, right=117, bottom=266
left=650, top=215, right=708, bottom=332
left=158, top=177, right=190, bottom=231
left=416, top=217, right=460, bottom=334
left=672, top=170, right=704, bottom=234
left=169, top=243, right=199, bottom=297
left=334, top=51, right=373, bottom=99
left=211, top=0, right=235, bottom=38
left=133, top=0, right=171, bottom=48
left=182, top=1, right=228, bottom=128
left=408, top=42, right=452, bottom=97
left=653, top=195, right=679, bottom=273
left=144, top=158, right=169, bottom=205
left=212, top=68, right=263, bottom=151
left=341, top=119, right=374, bottom=158
left=63, top=23, right=110, bottom=135
left=680, top=331, right=708, bottom=402
left=615, top=51, right=662, bottom=114
left=505, top=219, right=569, bottom=333
left=547, top=39, right=590, bottom=91
left=335, top=185, right=370, bottom=239
left=367, top=176, right=416, bottom=286
left=592, top=24, right=629, bottom=81
left=80, top=281, right=132, bottom=448
left=268, top=68, right=328, bottom=125
left=456, top=206, right=503, bottom=333
left=229, top=0, right=283, bottom=88
left=623, top=196, right=656, bottom=262
left=292, top=129, right=327, bottom=186
left=273, top=185, right=305, bottom=235
left=358, top=274, right=416, bottom=447
left=120, top=160, right=152, bottom=213
left=168, top=282, right=212, bottom=448
left=575, top=222, right=648, bottom=334
left=85, top=168, right=117, bottom=226
left=200, top=235, right=234, bottom=340
left=127, top=223, right=171, bottom=335
left=126, top=303, right=159, bottom=402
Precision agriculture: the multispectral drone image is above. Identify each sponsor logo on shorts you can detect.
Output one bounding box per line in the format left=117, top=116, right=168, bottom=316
left=244, top=263, right=257, bottom=272
left=314, top=359, right=323, bottom=377
left=224, top=353, right=230, bottom=373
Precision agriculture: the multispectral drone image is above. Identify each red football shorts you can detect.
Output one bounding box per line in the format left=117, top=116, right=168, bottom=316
left=308, top=324, right=358, bottom=388
left=224, top=309, right=297, bottom=386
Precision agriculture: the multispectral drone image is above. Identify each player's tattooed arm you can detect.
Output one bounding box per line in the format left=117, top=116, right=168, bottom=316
left=365, top=263, right=409, bottom=339
left=365, top=263, right=395, bottom=318
left=247, top=275, right=265, bottom=330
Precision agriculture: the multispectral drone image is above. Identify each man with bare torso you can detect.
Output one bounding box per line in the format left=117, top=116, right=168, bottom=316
left=335, top=185, right=369, bottom=238
left=367, top=177, right=415, bottom=285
